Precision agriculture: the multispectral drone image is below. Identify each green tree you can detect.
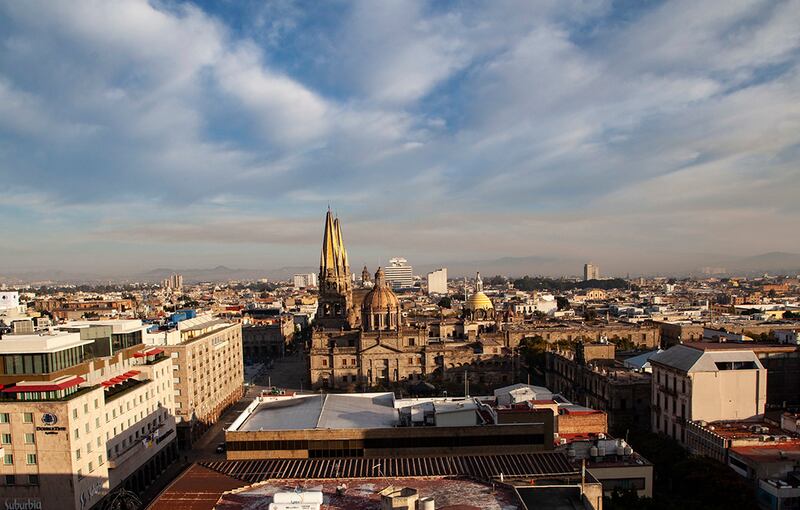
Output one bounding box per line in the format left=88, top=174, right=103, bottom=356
left=437, top=296, right=452, bottom=309
left=556, top=296, right=570, bottom=310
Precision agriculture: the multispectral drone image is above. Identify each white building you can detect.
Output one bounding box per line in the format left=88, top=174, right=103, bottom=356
left=426, top=268, right=448, bottom=295
left=292, top=273, right=318, bottom=290
left=513, top=293, right=558, bottom=316
left=384, top=257, right=413, bottom=289
left=584, top=263, right=600, bottom=281
left=649, top=344, right=767, bottom=445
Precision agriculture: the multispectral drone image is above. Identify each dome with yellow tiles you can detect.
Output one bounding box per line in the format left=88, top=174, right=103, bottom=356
left=466, top=291, right=493, bottom=311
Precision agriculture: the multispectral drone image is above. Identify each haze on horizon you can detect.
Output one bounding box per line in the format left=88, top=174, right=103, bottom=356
left=1, top=0, right=799, bottom=277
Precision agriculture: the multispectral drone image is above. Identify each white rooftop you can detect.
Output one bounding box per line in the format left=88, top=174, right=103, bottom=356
left=237, top=393, right=398, bottom=431
left=65, top=319, right=145, bottom=334
left=0, top=331, right=93, bottom=354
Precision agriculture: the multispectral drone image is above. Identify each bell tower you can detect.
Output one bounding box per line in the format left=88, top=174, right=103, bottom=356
left=317, top=209, right=355, bottom=329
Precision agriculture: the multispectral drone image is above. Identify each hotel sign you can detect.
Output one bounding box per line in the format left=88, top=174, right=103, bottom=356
left=4, top=499, right=42, bottom=510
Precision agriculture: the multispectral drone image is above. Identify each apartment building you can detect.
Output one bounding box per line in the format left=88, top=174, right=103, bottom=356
left=649, top=343, right=767, bottom=444
left=0, top=330, right=177, bottom=510
left=145, top=314, right=244, bottom=448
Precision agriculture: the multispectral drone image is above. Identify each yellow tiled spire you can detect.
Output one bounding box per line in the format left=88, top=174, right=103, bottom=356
left=320, top=209, right=337, bottom=274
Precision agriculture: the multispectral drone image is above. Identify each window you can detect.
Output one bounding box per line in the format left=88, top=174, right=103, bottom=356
left=0, top=413, right=8, bottom=423
left=94, top=399, right=99, bottom=409
left=24, top=433, right=34, bottom=444
left=85, top=423, right=90, bottom=433
left=0, top=433, right=11, bottom=444
left=73, top=409, right=78, bottom=419
left=75, top=448, right=81, bottom=460
left=26, top=454, right=36, bottom=465
left=5, top=475, right=16, bottom=486
left=83, top=403, right=89, bottom=414
left=22, top=413, right=33, bottom=423
left=88, top=461, right=93, bottom=472
left=3, top=454, right=12, bottom=465
left=98, top=455, right=103, bottom=466
left=322, top=359, right=328, bottom=367
left=28, top=475, right=39, bottom=486
left=96, top=418, right=100, bottom=428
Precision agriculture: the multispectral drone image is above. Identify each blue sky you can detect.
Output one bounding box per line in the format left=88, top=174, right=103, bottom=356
left=0, top=0, right=799, bottom=275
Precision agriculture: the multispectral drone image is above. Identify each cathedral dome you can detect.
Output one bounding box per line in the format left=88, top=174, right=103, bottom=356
left=466, top=291, right=493, bottom=311
left=362, top=268, right=400, bottom=312
left=361, top=267, right=400, bottom=332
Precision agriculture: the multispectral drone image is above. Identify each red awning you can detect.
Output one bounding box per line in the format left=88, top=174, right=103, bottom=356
left=145, top=348, right=164, bottom=356
left=2, top=376, right=85, bottom=393
left=123, top=370, right=140, bottom=377
left=101, top=381, right=115, bottom=387
left=133, top=352, right=146, bottom=358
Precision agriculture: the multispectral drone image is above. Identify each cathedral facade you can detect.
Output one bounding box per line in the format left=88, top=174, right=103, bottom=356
left=308, top=211, right=515, bottom=390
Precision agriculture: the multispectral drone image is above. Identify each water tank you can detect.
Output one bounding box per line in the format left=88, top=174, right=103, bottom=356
left=420, top=497, right=435, bottom=510
left=617, top=446, right=625, bottom=456
left=590, top=446, right=599, bottom=457
left=624, top=446, right=634, bottom=456
left=597, top=447, right=607, bottom=456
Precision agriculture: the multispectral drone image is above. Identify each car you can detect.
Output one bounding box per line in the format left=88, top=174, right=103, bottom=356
left=215, top=443, right=226, bottom=453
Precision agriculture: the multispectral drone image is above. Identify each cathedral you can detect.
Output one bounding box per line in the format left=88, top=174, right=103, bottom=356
left=308, top=210, right=514, bottom=390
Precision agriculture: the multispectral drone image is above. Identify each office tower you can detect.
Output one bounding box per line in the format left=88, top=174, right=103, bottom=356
left=427, top=268, right=448, bottom=295
left=384, top=257, right=414, bottom=289
left=584, top=263, right=600, bottom=281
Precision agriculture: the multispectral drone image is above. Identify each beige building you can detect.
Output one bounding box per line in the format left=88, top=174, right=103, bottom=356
left=649, top=344, right=767, bottom=444
left=144, top=315, right=244, bottom=448
left=0, top=329, right=177, bottom=510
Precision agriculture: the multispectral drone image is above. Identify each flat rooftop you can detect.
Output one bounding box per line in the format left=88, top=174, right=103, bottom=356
left=215, top=477, right=523, bottom=510
left=236, top=393, right=398, bottom=431
left=0, top=331, right=93, bottom=354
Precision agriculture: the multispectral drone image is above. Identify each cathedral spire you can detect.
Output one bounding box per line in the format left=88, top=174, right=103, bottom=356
left=320, top=209, right=337, bottom=276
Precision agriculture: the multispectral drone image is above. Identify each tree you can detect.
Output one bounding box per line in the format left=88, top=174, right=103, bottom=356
left=519, top=335, right=548, bottom=372
left=437, top=296, right=452, bottom=309
left=556, top=296, right=570, bottom=310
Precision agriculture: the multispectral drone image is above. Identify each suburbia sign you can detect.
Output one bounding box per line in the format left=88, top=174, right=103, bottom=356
left=4, top=499, right=42, bottom=510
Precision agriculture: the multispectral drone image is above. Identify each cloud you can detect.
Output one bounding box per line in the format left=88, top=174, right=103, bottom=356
left=0, top=0, right=799, bottom=274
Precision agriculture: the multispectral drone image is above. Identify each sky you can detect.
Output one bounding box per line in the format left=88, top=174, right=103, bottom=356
left=1, top=0, right=799, bottom=277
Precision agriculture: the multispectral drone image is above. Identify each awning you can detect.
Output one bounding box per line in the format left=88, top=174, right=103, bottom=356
left=2, top=376, right=85, bottom=393
left=123, top=370, right=140, bottom=377
left=133, top=348, right=164, bottom=358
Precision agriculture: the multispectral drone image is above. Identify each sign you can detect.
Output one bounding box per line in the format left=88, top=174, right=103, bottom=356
left=41, top=413, right=57, bottom=425
left=79, top=481, right=104, bottom=509
left=35, top=426, right=65, bottom=432
left=4, top=499, right=41, bottom=510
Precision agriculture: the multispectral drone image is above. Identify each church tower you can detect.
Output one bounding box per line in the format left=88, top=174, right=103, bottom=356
left=317, top=209, right=355, bottom=329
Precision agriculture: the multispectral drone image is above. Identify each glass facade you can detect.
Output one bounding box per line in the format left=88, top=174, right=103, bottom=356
left=1, top=346, right=87, bottom=375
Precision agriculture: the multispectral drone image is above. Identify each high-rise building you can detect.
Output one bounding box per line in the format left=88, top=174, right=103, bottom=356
left=427, top=268, right=448, bottom=295
left=292, top=273, right=317, bottom=290
left=384, top=257, right=413, bottom=289
left=584, top=263, right=600, bottom=281
left=161, top=273, right=183, bottom=292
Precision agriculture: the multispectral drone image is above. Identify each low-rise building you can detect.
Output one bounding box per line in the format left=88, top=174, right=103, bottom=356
left=650, top=344, right=767, bottom=444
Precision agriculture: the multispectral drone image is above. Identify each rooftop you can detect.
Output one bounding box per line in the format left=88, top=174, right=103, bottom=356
left=650, top=344, right=764, bottom=373
left=214, top=477, right=523, bottom=510
left=0, top=331, right=93, bottom=354
left=235, top=393, right=398, bottom=431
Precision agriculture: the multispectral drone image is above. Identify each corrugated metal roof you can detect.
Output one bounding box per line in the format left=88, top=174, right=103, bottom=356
left=201, top=452, right=577, bottom=484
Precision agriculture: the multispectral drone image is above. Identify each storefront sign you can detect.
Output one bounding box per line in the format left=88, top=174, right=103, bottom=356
left=4, top=499, right=42, bottom=510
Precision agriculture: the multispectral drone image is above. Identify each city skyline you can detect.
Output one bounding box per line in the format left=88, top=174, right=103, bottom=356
left=1, top=1, right=800, bottom=275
